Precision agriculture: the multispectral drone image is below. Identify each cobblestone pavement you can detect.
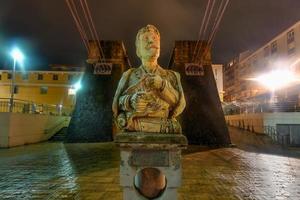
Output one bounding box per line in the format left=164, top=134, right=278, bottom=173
left=0, top=127, right=299, bottom=200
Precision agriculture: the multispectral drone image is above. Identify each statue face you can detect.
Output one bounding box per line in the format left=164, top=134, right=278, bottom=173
left=137, top=30, right=160, bottom=61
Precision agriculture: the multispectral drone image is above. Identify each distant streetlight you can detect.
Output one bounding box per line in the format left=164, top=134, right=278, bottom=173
left=250, top=69, right=298, bottom=91
left=73, top=81, right=82, bottom=92
left=9, top=48, right=24, bottom=112
left=68, top=81, right=82, bottom=107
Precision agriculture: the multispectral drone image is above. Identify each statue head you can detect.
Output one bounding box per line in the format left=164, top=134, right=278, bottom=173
left=135, top=24, right=160, bottom=61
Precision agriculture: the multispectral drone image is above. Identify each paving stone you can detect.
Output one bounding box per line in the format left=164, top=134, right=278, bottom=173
left=0, top=127, right=299, bottom=199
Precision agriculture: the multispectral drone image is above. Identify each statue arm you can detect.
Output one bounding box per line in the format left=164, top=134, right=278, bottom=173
left=169, top=72, right=186, bottom=118
left=118, top=94, right=132, bottom=111
left=112, top=69, right=133, bottom=118
left=159, top=79, right=179, bottom=106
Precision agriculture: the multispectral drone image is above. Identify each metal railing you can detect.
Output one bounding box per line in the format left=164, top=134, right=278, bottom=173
left=264, top=125, right=290, bottom=146
left=224, top=102, right=300, bottom=115
left=0, top=98, right=73, bottom=116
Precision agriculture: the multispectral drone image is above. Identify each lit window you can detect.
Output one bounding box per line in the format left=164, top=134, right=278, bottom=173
left=53, top=74, right=58, bottom=80
left=38, top=74, right=43, bottom=80
left=287, top=30, right=295, bottom=44
left=271, top=41, right=277, bottom=54
left=287, top=30, right=296, bottom=55
left=68, top=88, right=76, bottom=95
left=288, top=45, right=296, bottom=55
left=40, top=86, right=48, bottom=94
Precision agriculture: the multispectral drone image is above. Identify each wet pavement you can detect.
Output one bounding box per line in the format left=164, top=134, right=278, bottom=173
left=0, top=127, right=299, bottom=200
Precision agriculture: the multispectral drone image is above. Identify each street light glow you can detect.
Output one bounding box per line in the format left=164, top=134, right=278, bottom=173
left=69, top=81, right=82, bottom=95
left=251, top=69, right=298, bottom=90
left=74, top=81, right=82, bottom=92
left=11, top=48, right=24, bottom=63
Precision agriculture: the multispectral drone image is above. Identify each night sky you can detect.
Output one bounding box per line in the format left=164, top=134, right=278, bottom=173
left=1, top=0, right=300, bottom=70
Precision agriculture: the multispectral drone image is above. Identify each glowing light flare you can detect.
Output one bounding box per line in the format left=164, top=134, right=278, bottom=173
left=250, top=69, right=299, bottom=91
left=290, top=58, right=300, bottom=70
left=10, top=48, right=24, bottom=63
left=73, top=81, right=82, bottom=92
left=69, top=81, right=82, bottom=95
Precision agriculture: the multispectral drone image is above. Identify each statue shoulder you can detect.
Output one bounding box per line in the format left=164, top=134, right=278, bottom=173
left=119, top=68, right=137, bottom=81
left=122, top=68, right=134, bottom=77
left=165, top=69, right=181, bottom=81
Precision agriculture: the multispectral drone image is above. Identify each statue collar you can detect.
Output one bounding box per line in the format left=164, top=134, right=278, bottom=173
left=141, top=64, right=162, bottom=74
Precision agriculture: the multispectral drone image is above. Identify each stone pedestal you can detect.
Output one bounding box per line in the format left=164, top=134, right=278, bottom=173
left=115, top=132, right=187, bottom=200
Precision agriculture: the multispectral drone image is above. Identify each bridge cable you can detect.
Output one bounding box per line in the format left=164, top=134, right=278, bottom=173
left=200, top=0, right=230, bottom=65
left=192, top=0, right=212, bottom=63
left=65, top=0, right=89, bottom=52
left=194, top=0, right=216, bottom=63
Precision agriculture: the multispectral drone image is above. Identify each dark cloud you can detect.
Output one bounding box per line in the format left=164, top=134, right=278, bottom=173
left=0, top=0, right=300, bottom=69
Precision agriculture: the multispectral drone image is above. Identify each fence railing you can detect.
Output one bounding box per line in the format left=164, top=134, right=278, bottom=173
left=0, top=98, right=73, bottom=116
left=264, top=125, right=290, bottom=146
left=224, top=102, right=300, bottom=115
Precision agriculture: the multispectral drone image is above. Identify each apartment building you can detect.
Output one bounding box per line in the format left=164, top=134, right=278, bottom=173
left=224, top=21, right=300, bottom=103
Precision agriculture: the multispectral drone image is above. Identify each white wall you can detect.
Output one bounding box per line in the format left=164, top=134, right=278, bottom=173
left=263, top=112, right=300, bottom=127
left=0, top=113, right=70, bottom=148
left=212, top=64, right=224, bottom=101
left=226, top=113, right=300, bottom=131
left=225, top=113, right=300, bottom=145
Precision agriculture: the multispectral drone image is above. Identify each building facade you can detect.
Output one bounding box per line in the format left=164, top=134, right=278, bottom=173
left=0, top=67, right=84, bottom=112
left=224, top=21, right=300, bottom=104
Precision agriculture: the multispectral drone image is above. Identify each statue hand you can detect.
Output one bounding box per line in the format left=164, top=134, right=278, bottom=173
left=130, top=92, right=149, bottom=112
left=145, top=75, right=164, bottom=90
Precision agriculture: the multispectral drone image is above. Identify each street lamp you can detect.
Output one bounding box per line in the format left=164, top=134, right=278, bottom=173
left=254, top=69, right=297, bottom=91
left=69, top=81, right=82, bottom=107
left=9, top=48, right=24, bottom=112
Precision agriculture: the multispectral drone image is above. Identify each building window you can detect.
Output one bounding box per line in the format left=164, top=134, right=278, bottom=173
left=271, top=41, right=277, bottom=54
left=7, top=73, right=12, bottom=79
left=13, top=86, right=18, bottom=94
left=287, top=30, right=296, bottom=55
left=288, top=44, right=296, bottom=55
left=264, top=46, right=269, bottom=57
left=0, top=74, right=2, bottom=80
left=38, top=74, right=43, bottom=80
left=40, top=86, right=48, bottom=94
left=287, top=30, right=295, bottom=44
left=53, top=74, right=58, bottom=80
left=68, top=74, right=73, bottom=81
left=22, top=73, right=29, bottom=80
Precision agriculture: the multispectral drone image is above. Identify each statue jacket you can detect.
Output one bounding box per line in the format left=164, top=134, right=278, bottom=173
left=112, top=65, right=186, bottom=127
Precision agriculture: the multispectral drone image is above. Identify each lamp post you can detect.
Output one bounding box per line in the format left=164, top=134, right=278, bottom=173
left=9, top=48, right=24, bottom=112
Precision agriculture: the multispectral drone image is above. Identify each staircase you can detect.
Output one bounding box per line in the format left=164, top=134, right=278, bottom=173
left=46, top=118, right=70, bottom=142
left=49, top=127, right=68, bottom=141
